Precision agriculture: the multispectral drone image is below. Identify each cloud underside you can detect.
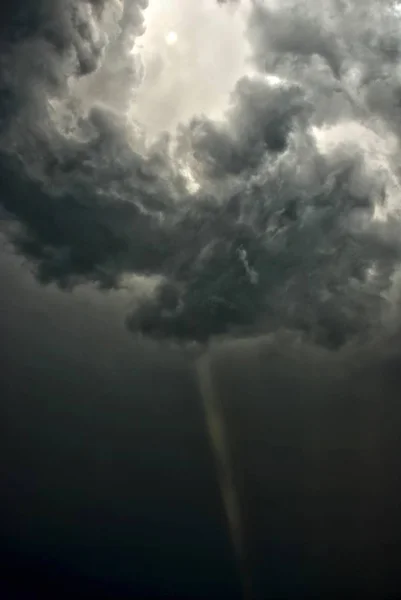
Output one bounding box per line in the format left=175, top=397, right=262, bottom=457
left=1, top=0, right=401, bottom=347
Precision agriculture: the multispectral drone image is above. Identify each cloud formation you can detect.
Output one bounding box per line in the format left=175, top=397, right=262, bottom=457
left=1, top=0, right=401, bottom=346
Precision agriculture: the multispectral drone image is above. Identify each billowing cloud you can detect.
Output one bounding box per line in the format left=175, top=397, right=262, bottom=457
left=1, top=0, right=401, bottom=347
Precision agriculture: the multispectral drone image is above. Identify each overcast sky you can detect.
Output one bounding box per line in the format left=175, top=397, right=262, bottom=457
left=2, top=1, right=401, bottom=598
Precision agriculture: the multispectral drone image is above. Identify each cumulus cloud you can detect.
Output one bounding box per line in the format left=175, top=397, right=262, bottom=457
left=1, top=0, right=401, bottom=347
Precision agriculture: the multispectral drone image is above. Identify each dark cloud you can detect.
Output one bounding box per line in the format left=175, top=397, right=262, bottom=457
left=185, top=76, right=308, bottom=176
left=247, top=0, right=401, bottom=127
left=1, top=0, right=401, bottom=347
left=0, top=1, right=146, bottom=130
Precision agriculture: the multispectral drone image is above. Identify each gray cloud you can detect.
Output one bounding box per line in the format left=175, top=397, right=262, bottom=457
left=1, top=0, right=401, bottom=346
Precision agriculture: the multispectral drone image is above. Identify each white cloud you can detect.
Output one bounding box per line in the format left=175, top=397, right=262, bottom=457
left=128, top=0, right=251, bottom=135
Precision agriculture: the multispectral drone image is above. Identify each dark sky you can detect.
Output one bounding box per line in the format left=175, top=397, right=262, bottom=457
left=2, top=1, right=401, bottom=598
left=0, top=247, right=242, bottom=599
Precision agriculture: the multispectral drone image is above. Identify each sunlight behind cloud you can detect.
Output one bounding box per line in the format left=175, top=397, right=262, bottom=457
left=129, top=0, right=251, bottom=136
left=165, top=30, right=178, bottom=45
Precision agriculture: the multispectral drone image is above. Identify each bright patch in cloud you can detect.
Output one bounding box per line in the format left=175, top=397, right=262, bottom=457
left=165, top=31, right=178, bottom=45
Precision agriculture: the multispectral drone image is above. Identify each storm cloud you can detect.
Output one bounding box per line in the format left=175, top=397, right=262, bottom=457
left=1, top=0, right=401, bottom=346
